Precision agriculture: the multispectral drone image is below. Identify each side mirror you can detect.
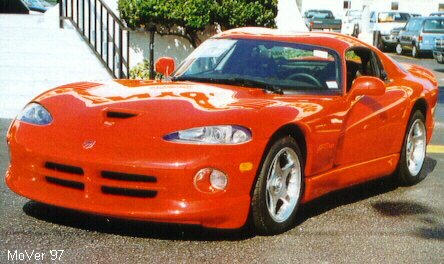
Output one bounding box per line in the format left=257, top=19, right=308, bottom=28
left=349, top=76, right=386, bottom=98
left=155, top=57, right=176, bottom=77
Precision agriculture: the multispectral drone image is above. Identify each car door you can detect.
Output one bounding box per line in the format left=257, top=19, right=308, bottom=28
left=334, top=47, right=408, bottom=166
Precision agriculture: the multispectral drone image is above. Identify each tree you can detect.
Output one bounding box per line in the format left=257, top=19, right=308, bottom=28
left=118, top=0, right=277, bottom=47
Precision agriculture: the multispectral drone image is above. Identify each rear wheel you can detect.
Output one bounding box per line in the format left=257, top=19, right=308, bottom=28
left=397, top=110, right=427, bottom=186
left=251, top=137, right=304, bottom=235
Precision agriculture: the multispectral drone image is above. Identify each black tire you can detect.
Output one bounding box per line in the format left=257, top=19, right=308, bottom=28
left=377, top=37, right=386, bottom=52
left=396, top=43, right=404, bottom=55
left=251, top=136, right=304, bottom=235
left=397, top=110, right=427, bottom=186
left=412, top=45, right=421, bottom=58
left=352, top=24, right=360, bottom=37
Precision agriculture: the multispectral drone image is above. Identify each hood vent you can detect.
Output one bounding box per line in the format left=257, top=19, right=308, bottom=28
left=106, top=111, right=138, bottom=119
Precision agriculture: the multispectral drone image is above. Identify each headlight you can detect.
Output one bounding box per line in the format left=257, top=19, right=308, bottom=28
left=17, top=103, right=53, bottom=125
left=163, top=125, right=252, bottom=144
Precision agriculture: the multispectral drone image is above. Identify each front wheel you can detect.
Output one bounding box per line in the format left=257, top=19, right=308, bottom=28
left=396, top=43, right=404, bottom=55
left=377, top=37, right=386, bottom=52
left=251, top=137, right=304, bottom=235
left=412, top=45, right=421, bottom=58
left=397, top=110, right=427, bottom=186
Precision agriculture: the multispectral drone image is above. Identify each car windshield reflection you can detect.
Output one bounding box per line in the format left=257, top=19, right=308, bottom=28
left=172, top=38, right=342, bottom=94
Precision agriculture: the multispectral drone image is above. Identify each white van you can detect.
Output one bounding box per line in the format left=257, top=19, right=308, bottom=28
left=369, top=11, right=411, bottom=51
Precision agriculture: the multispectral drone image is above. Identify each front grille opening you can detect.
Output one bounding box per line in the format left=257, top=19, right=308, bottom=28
left=102, top=171, right=157, bottom=183
left=46, top=176, right=85, bottom=190
left=45, top=162, right=84, bottom=175
left=101, top=186, right=157, bottom=198
left=106, top=111, right=138, bottom=119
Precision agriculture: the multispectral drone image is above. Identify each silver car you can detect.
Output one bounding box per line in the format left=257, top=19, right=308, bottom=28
left=396, top=17, right=444, bottom=58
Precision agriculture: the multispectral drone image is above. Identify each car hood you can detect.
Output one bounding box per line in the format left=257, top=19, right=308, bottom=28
left=33, top=80, right=326, bottom=138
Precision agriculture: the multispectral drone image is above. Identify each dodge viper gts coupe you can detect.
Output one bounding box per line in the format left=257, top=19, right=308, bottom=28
left=6, top=28, right=438, bottom=235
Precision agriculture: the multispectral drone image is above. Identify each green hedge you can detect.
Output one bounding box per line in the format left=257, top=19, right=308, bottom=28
left=118, top=0, right=277, bottom=46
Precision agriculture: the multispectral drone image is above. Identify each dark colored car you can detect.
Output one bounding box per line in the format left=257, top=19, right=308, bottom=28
left=396, top=17, right=444, bottom=58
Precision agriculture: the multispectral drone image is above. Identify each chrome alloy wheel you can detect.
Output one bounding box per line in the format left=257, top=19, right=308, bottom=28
left=405, top=119, right=426, bottom=176
left=265, top=147, right=302, bottom=223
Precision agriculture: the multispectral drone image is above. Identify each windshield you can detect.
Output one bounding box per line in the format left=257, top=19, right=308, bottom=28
left=346, top=10, right=362, bottom=17
left=305, top=11, right=334, bottom=19
left=172, top=38, right=342, bottom=94
left=378, top=12, right=410, bottom=23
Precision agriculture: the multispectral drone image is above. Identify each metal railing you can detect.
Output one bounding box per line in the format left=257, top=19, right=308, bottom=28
left=59, top=0, right=130, bottom=79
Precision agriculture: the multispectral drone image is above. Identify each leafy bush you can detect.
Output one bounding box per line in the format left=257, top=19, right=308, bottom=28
left=118, top=0, right=277, bottom=47
left=129, top=60, right=162, bottom=80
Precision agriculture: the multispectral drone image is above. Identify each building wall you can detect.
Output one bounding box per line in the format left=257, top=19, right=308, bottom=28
left=129, top=27, right=217, bottom=69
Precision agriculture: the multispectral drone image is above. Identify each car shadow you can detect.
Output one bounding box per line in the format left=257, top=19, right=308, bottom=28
left=23, top=157, right=437, bottom=241
left=370, top=158, right=443, bottom=241
left=290, top=157, right=437, bottom=234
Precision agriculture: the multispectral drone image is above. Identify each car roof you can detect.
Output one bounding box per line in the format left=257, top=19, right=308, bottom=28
left=213, top=27, right=367, bottom=53
left=371, top=10, right=411, bottom=15
left=408, top=16, right=444, bottom=22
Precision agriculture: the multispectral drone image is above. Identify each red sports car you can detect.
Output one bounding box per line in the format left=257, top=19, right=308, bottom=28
left=6, top=28, right=438, bottom=235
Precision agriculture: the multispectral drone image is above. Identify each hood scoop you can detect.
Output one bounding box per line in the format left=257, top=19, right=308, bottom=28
left=103, top=108, right=140, bottom=121
left=106, top=111, right=138, bottom=119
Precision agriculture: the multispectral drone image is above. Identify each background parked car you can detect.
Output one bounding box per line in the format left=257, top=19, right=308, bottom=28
left=433, top=38, right=444, bottom=63
left=396, top=17, right=444, bottom=58
left=369, top=11, right=411, bottom=51
left=342, top=10, right=362, bottom=36
left=303, top=9, right=342, bottom=32
left=430, top=12, right=444, bottom=17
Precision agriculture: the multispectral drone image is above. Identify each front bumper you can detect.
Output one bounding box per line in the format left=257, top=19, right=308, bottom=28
left=433, top=50, right=444, bottom=63
left=6, top=121, right=267, bottom=229
left=381, top=35, right=398, bottom=46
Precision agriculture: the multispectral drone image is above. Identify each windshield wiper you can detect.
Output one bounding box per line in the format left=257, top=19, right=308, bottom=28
left=226, top=78, right=283, bottom=94
left=172, top=76, right=283, bottom=94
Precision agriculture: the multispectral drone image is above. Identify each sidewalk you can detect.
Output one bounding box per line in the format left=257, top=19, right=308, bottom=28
left=0, top=6, right=113, bottom=119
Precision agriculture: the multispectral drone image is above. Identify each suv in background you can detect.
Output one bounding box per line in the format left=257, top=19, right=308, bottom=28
left=369, top=11, right=411, bottom=51
left=396, top=17, right=444, bottom=58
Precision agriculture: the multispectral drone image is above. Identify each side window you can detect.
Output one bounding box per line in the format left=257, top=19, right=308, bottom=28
left=405, top=19, right=422, bottom=32
left=406, top=20, right=415, bottom=31
left=413, top=20, right=422, bottom=31
left=345, top=48, right=386, bottom=92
